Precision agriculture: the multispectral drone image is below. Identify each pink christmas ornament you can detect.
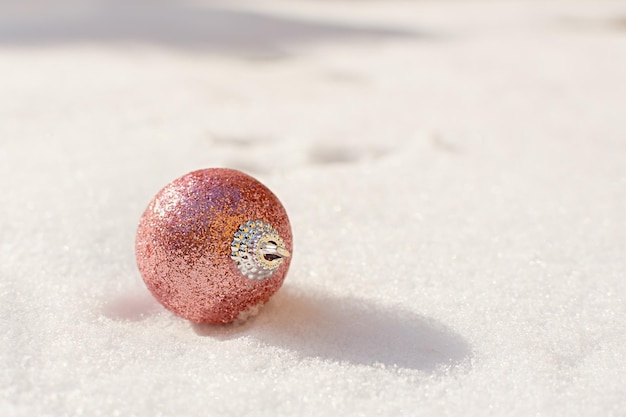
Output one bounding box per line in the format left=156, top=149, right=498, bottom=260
left=135, top=168, right=292, bottom=324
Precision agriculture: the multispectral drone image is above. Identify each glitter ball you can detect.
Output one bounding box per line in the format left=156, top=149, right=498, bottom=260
left=135, top=168, right=293, bottom=324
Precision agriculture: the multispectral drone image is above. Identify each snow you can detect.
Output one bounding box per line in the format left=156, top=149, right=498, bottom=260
left=1, top=1, right=625, bottom=416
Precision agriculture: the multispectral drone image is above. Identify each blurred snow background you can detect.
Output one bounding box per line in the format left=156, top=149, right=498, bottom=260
left=0, top=1, right=625, bottom=416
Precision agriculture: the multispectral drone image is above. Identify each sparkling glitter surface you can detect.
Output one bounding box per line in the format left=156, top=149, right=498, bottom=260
left=135, top=168, right=293, bottom=324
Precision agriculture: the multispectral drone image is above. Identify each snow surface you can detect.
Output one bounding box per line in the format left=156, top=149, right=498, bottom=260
left=1, top=1, right=625, bottom=416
